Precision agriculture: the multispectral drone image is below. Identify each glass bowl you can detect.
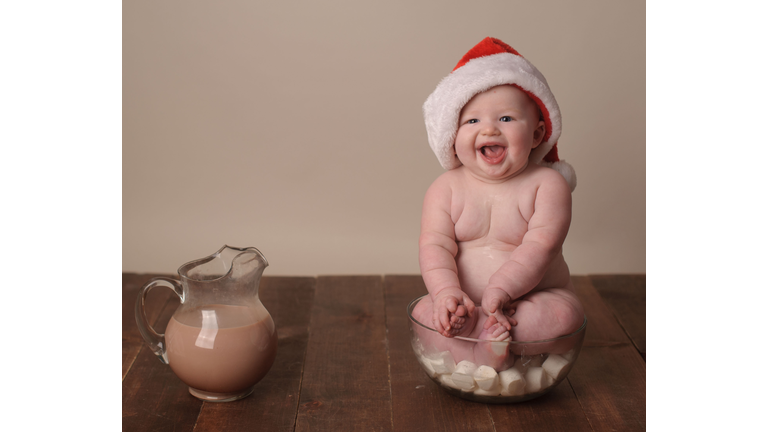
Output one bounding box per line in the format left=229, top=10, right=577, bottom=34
left=407, top=295, right=587, bottom=404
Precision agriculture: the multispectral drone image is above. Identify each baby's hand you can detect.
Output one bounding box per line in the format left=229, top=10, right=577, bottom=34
left=481, top=288, right=518, bottom=331
left=432, top=288, right=475, bottom=338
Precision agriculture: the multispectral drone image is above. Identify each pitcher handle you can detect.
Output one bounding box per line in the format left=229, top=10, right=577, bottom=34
left=134, top=277, right=184, bottom=364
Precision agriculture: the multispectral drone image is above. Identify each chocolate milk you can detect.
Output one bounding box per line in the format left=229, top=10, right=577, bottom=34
left=165, top=304, right=277, bottom=394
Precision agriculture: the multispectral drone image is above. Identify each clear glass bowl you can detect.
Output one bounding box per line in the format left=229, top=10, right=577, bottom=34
left=407, top=295, right=587, bottom=404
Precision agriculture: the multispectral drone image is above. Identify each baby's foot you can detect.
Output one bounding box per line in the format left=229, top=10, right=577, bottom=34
left=445, top=304, right=474, bottom=337
left=473, top=321, right=512, bottom=371
left=432, top=290, right=476, bottom=338
left=478, top=321, right=511, bottom=341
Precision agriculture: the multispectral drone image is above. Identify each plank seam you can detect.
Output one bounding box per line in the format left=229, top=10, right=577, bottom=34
left=587, top=275, right=646, bottom=362
left=566, top=377, right=595, bottom=431
left=486, top=405, right=497, bottom=432
left=611, top=314, right=645, bottom=361
left=292, top=277, right=317, bottom=431
left=191, top=402, right=205, bottom=431
left=382, top=275, right=395, bottom=432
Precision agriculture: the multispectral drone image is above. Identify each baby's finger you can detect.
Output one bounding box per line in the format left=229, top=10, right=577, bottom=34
left=495, top=311, right=513, bottom=331
left=463, top=296, right=476, bottom=317
left=483, top=314, right=499, bottom=330
left=444, top=297, right=458, bottom=313
left=439, top=313, right=452, bottom=334
left=434, top=310, right=449, bottom=333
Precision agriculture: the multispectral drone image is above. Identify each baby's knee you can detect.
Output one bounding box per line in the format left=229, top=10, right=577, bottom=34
left=549, top=293, right=584, bottom=334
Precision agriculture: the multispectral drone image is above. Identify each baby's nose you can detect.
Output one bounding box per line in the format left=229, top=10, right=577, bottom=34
left=481, top=124, right=501, bottom=136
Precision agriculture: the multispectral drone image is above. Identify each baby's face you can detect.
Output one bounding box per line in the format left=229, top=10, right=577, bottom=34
left=455, top=85, right=545, bottom=181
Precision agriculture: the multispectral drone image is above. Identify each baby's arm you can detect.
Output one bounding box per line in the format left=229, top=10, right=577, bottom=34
left=482, top=171, right=572, bottom=326
left=419, top=177, right=475, bottom=337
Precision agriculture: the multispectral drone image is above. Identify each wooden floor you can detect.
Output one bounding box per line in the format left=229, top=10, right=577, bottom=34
left=123, top=274, right=645, bottom=431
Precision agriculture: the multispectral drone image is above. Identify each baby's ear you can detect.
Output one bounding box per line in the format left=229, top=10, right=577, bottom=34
left=531, top=121, right=546, bottom=148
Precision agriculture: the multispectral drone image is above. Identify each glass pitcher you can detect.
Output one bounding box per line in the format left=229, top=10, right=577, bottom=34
left=135, top=245, right=277, bottom=402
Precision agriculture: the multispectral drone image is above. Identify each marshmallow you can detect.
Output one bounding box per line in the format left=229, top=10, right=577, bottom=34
left=473, top=365, right=500, bottom=392
left=411, top=338, right=425, bottom=355
left=499, top=368, right=526, bottom=396
left=524, top=367, right=553, bottom=393
left=473, top=388, right=501, bottom=396
left=542, top=354, right=569, bottom=381
left=439, top=374, right=462, bottom=390
left=562, top=349, right=576, bottom=362
left=450, top=360, right=478, bottom=391
left=454, top=360, right=478, bottom=375
left=428, top=351, right=456, bottom=374
left=417, top=354, right=438, bottom=378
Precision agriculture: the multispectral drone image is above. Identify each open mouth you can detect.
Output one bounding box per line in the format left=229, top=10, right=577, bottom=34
left=478, top=145, right=507, bottom=164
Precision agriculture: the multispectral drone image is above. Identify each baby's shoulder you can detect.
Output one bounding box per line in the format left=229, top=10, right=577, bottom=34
left=521, top=164, right=571, bottom=193
left=428, top=168, right=466, bottom=193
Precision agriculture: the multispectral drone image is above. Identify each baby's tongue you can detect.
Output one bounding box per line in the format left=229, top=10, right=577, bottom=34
left=482, top=145, right=504, bottom=157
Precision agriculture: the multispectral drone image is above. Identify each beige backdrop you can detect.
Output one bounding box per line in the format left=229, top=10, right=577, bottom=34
left=123, top=0, right=645, bottom=276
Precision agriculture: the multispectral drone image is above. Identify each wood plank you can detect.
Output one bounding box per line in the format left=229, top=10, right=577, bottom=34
left=296, top=276, right=392, bottom=432
left=192, top=277, right=316, bottom=432
left=123, top=273, right=180, bottom=380
left=589, top=274, right=646, bottom=359
left=487, top=381, right=592, bottom=432
left=122, top=294, right=203, bottom=432
left=568, top=276, right=646, bottom=431
left=384, top=275, right=495, bottom=432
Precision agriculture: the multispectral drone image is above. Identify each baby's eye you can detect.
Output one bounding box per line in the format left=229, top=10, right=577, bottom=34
left=500, top=116, right=512, bottom=122
left=467, top=119, right=479, bottom=124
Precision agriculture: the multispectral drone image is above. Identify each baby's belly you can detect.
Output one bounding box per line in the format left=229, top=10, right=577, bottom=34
left=456, top=243, right=571, bottom=303
left=456, top=245, right=513, bottom=302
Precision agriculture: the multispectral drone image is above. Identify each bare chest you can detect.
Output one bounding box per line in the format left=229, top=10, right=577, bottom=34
left=452, top=190, right=530, bottom=246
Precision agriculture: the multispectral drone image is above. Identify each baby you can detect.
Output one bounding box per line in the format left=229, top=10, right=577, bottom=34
left=413, top=38, right=584, bottom=369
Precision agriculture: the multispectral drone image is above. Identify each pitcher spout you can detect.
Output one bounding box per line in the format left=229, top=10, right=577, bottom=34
left=229, top=246, right=269, bottom=281
left=179, top=245, right=268, bottom=284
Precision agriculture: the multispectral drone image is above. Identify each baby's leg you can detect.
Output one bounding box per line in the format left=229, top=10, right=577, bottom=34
left=508, top=286, right=584, bottom=355
left=471, top=315, right=514, bottom=371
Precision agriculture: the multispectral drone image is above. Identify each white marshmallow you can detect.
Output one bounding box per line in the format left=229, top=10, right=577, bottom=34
left=439, top=374, right=462, bottom=390
left=542, top=354, right=569, bottom=381
left=411, top=338, right=425, bottom=355
left=524, top=367, right=553, bottom=393
left=499, top=368, right=526, bottom=396
left=562, top=349, right=576, bottom=362
left=428, top=351, right=456, bottom=374
left=473, top=387, right=501, bottom=396
left=450, top=360, right=478, bottom=391
left=417, top=354, right=438, bottom=378
left=473, top=365, right=500, bottom=391
left=454, top=360, right=478, bottom=375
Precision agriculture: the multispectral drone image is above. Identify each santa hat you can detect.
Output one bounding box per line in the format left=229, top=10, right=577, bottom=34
left=423, top=37, right=576, bottom=191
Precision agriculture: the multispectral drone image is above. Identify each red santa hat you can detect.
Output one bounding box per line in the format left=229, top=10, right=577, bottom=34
left=423, top=37, right=576, bottom=191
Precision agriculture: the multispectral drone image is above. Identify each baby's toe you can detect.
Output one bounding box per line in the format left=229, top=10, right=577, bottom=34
left=491, top=326, right=510, bottom=341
